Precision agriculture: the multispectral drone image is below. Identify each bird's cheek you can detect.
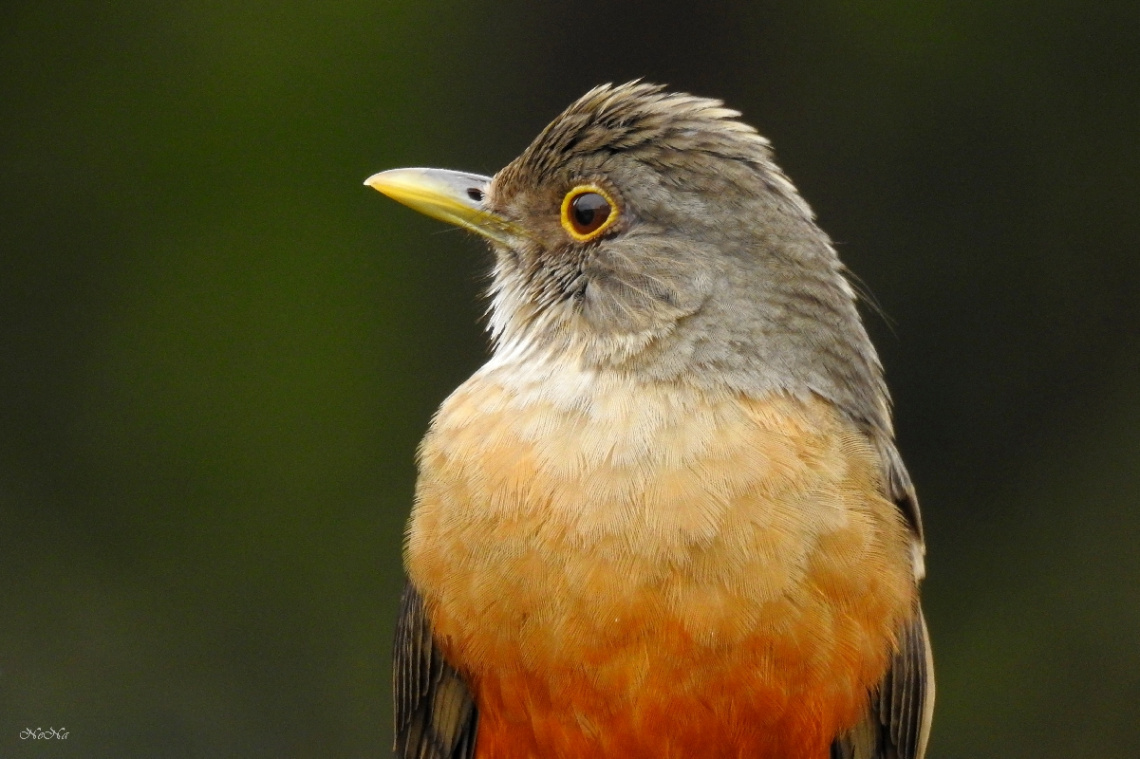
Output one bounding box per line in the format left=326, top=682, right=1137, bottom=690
left=578, top=275, right=670, bottom=338
left=489, top=240, right=522, bottom=267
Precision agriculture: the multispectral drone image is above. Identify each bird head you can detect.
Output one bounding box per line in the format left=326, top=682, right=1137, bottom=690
left=367, top=82, right=891, bottom=438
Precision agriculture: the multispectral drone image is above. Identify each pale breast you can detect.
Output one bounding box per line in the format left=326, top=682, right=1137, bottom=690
left=407, top=354, right=914, bottom=691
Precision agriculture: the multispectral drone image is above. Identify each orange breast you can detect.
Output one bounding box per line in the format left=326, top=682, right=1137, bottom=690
left=408, top=362, right=917, bottom=759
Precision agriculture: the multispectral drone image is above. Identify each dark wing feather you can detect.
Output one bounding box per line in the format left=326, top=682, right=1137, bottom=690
left=393, top=582, right=479, bottom=759
left=878, top=439, right=924, bottom=544
left=831, top=608, right=935, bottom=759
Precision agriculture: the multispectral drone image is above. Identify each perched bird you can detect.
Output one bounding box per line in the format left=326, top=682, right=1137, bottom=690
left=366, top=82, right=933, bottom=759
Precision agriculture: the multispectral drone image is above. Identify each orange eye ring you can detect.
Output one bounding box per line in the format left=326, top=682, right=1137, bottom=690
left=560, top=184, right=619, bottom=242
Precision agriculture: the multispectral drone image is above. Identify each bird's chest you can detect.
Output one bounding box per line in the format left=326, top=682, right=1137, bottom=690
left=405, top=360, right=913, bottom=757
left=409, top=363, right=822, bottom=649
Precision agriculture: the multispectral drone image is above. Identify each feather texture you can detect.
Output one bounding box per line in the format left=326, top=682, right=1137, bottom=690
left=831, top=610, right=935, bottom=759
left=394, top=583, right=478, bottom=759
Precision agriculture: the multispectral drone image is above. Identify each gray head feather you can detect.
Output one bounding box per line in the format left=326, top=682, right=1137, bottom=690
left=486, top=83, right=892, bottom=435
left=485, top=80, right=924, bottom=541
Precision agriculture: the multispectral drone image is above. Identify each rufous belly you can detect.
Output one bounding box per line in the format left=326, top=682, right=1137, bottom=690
left=407, top=361, right=916, bottom=759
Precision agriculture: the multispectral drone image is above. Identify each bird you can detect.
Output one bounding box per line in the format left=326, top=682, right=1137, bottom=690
left=365, top=82, right=934, bottom=759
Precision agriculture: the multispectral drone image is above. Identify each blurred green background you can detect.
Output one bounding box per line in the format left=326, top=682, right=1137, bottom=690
left=2, top=2, right=1138, bottom=757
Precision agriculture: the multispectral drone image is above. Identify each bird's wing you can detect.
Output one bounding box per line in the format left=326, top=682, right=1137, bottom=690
left=831, top=608, right=935, bottom=759
left=393, top=582, right=479, bottom=759
left=879, top=439, right=925, bottom=549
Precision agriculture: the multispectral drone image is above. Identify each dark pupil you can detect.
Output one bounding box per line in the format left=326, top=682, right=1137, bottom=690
left=572, top=192, right=610, bottom=232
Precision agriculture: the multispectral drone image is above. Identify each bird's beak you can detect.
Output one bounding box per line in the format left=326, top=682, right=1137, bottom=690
left=364, top=168, right=518, bottom=245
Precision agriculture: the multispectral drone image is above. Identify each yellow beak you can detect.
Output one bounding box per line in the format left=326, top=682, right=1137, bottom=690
left=364, top=168, right=518, bottom=245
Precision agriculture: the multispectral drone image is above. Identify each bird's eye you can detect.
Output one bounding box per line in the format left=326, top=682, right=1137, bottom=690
left=560, top=185, right=618, bottom=241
